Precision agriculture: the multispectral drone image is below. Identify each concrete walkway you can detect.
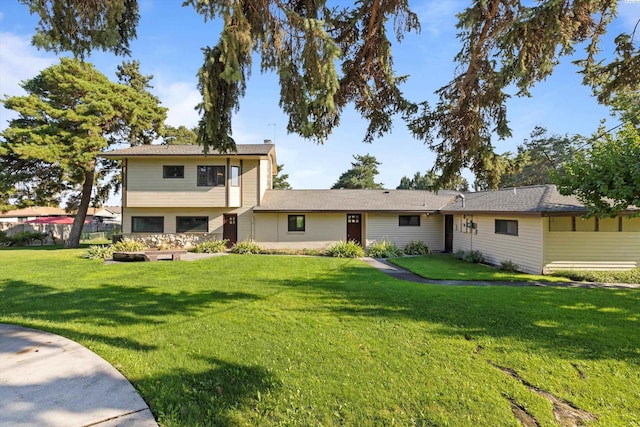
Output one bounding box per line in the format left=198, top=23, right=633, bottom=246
left=362, top=257, right=640, bottom=289
left=0, top=324, right=158, bottom=427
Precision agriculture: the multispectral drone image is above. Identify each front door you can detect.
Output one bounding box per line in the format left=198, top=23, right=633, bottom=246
left=223, top=214, right=237, bottom=248
left=445, top=215, right=453, bottom=252
left=346, top=213, right=362, bottom=246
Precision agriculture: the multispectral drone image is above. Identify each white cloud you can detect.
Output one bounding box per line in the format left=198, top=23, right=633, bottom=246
left=0, top=32, right=55, bottom=128
left=154, top=80, right=201, bottom=128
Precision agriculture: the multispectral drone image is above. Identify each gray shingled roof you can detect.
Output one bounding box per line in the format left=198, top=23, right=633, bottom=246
left=101, top=143, right=275, bottom=158
left=440, top=185, right=588, bottom=214
left=255, top=189, right=458, bottom=212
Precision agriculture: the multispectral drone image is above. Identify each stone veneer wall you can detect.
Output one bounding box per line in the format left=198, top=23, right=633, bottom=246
left=121, top=233, right=224, bottom=249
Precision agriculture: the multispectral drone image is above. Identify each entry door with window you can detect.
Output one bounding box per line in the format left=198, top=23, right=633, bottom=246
left=346, top=213, right=362, bottom=246
left=223, top=214, right=237, bottom=248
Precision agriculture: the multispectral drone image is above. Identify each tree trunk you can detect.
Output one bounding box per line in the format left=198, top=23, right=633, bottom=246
left=65, top=166, right=95, bottom=248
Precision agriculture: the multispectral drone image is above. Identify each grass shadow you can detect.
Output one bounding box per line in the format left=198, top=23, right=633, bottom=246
left=0, top=279, right=260, bottom=351
left=279, top=259, right=640, bottom=362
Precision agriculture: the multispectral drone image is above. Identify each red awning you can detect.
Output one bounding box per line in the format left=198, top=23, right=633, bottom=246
left=24, top=217, right=90, bottom=224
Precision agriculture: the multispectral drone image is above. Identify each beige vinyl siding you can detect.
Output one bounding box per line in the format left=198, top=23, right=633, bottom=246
left=126, top=158, right=227, bottom=207
left=123, top=207, right=226, bottom=236
left=366, top=213, right=444, bottom=251
left=234, top=207, right=254, bottom=242
left=623, top=216, right=640, bottom=232
left=122, top=207, right=254, bottom=240
left=543, top=216, right=640, bottom=272
left=452, top=214, right=544, bottom=274
left=242, top=160, right=259, bottom=207
left=253, top=212, right=346, bottom=249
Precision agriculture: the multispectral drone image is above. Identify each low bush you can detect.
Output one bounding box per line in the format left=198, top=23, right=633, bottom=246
left=231, top=240, right=263, bottom=254
left=0, top=230, right=8, bottom=245
left=82, top=245, right=114, bottom=260
left=403, top=241, right=432, bottom=255
left=325, top=240, right=365, bottom=258
left=499, top=260, right=520, bottom=272
left=192, top=240, right=228, bottom=254
left=111, top=239, right=146, bottom=252
left=454, top=249, right=484, bottom=263
left=8, top=231, right=48, bottom=246
left=552, top=269, right=640, bottom=284
left=366, top=240, right=403, bottom=258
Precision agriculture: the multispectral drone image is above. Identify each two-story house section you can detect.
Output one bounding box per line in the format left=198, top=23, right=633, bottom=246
left=101, top=143, right=277, bottom=245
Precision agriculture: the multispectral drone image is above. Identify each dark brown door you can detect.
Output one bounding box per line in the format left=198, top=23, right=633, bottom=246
left=346, top=213, right=362, bottom=246
left=444, top=215, right=453, bottom=253
left=223, top=214, right=237, bottom=248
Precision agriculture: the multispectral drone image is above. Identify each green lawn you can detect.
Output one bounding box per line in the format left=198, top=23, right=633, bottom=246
left=389, top=254, right=572, bottom=282
left=1, top=248, right=639, bottom=426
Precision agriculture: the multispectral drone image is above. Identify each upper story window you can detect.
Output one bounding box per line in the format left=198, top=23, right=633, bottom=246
left=288, top=215, right=305, bottom=232
left=495, top=219, right=518, bottom=236
left=399, top=215, right=420, bottom=226
left=230, top=166, right=240, bottom=186
left=163, top=165, right=184, bottom=178
left=197, top=165, right=225, bottom=187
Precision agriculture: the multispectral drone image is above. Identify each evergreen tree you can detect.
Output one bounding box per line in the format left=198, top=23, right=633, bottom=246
left=19, top=1, right=639, bottom=183
left=273, top=164, right=292, bottom=190
left=397, top=171, right=468, bottom=192
left=332, top=154, right=383, bottom=189
left=498, top=127, right=579, bottom=188
left=408, top=1, right=638, bottom=189
left=163, top=126, right=199, bottom=145
left=0, top=58, right=166, bottom=247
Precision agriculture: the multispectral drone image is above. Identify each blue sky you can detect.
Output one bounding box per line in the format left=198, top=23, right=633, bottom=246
left=1, top=1, right=638, bottom=196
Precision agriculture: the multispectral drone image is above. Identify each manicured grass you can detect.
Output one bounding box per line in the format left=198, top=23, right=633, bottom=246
left=1, top=248, right=639, bottom=426
left=389, top=254, right=572, bottom=282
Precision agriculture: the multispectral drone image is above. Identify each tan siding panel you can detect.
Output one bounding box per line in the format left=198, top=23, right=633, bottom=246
left=366, top=213, right=444, bottom=251
left=623, top=216, right=640, bottom=232
left=126, top=158, right=228, bottom=207
left=575, top=216, right=596, bottom=232
left=549, top=216, right=572, bottom=232
left=452, top=215, right=544, bottom=274
left=242, top=161, right=259, bottom=207
left=544, top=228, right=640, bottom=271
left=599, top=217, right=618, bottom=232
left=254, top=212, right=345, bottom=249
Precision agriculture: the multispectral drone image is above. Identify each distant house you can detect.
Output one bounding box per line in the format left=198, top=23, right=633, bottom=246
left=0, top=207, right=69, bottom=223
left=101, top=144, right=640, bottom=274
left=91, top=206, right=122, bottom=225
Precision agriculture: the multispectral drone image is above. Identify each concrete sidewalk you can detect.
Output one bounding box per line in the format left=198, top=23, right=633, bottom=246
left=0, top=324, right=158, bottom=427
left=362, top=257, right=640, bottom=289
